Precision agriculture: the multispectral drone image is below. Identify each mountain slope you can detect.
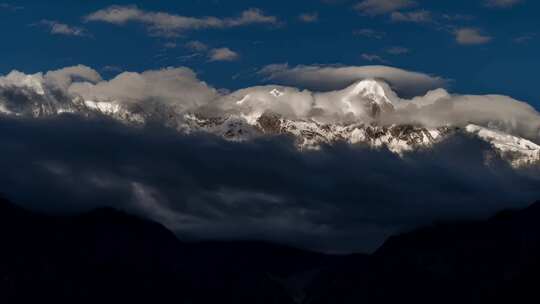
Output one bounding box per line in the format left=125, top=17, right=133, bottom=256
left=2, top=198, right=540, bottom=303
left=308, top=201, right=540, bottom=304
left=0, top=198, right=340, bottom=304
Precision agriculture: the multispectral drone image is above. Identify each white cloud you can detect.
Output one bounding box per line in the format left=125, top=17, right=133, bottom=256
left=68, top=67, right=218, bottom=111
left=298, top=12, right=319, bottom=23
left=0, top=65, right=102, bottom=96
left=258, top=64, right=448, bottom=97
left=390, top=10, right=432, bottom=23
left=484, top=0, right=523, bottom=8
left=0, top=65, right=218, bottom=114
left=387, top=90, right=540, bottom=140
left=3, top=64, right=540, bottom=147
left=200, top=75, right=540, bottom=142
left=354, top=0, right=416, bottom=16
left=44, top=65, right=102, bottom=90
left=227, top=8, right=279, bottom=26
left=4, top=64, right=540, bottom=142
left=85, top=5, right=278, bottom=36
left=183, top=42, right=238, bottom=63
left=208, top=48, right=240, bottom=62
left=455, top=28, right=492, bottom=45
left=40, top=20, right=88, bottom=37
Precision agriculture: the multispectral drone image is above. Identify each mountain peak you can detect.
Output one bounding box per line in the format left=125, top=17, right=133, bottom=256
left=2, top=77, right=540, bottom=168
left=346, top=79, right=394, bottom=104
left=338, top=79, right=396, bottom=118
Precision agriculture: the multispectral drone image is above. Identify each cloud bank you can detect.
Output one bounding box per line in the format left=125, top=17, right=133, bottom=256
left=2, top=64, right=540, bottom=253
left=1, top=115, right=539, bottom=253
left=68, top=67, right=218, bottom=110
left=3, top=64, right=540, bottom=140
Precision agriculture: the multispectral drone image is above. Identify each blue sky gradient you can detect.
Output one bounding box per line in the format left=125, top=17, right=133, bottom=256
left=1, top=0, right=538, bottom=106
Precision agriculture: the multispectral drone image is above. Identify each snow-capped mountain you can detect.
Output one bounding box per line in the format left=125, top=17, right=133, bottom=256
left=465, top=124, right=540, bottom=167
left=184, top=111, right=450, bottom=154
left=1, top=75, right=539, bottom=168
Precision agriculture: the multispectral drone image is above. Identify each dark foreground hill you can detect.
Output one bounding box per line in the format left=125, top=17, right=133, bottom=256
left=1, top=197, right=540, bottom=303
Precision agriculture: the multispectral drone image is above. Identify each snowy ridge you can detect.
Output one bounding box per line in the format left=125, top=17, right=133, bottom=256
left=466, top=124, right=540, bottom=167
left=258, top=112, right=446, bottom=153
left=1, top=76, right=540, bottom=168
left=185, top=110, right=449, bottom=154
left=84, top=100, right=123, bottom=114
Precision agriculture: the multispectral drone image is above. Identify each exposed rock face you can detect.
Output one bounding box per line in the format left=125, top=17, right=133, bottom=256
left=183, top=110, right=448, bottom=152
left=257, top=111, right=283, bottom=134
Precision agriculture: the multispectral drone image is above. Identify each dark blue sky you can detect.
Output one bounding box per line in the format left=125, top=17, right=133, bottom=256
left=1, top=0, right=539, bottom=107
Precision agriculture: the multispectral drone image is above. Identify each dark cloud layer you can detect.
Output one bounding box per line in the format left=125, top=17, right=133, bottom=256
left=1, top=115, right=540, bottom=253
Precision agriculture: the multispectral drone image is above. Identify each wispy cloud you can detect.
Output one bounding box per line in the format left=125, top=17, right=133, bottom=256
left=39, top=20, right=88, bottom=37
left=455, top=28, right=492, bottom=45
left=85, top=5, right=279, bottom=37
left=208, top=48, right=240, bottom=62
left=361, top=53, right=389, bottom=63
left=354, top=0, right=416, bottom=16
left=484, top=0, right=523, bottom=8
left=181, top=41, right=238, bottom=63
left=0, top=2, right=23, bottom=11
left=257, top=63, right=447, bottom=96
left=391, top=10, right=432, bottom=23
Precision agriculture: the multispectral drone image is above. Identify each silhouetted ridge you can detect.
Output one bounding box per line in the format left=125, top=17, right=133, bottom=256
left=0, top=196, right=31, bottom=218
left=2, top=198, right=540, bottom=303
left=308, top=201, right=540, bottom=304
left=0, top=198, right=337, bottom=304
